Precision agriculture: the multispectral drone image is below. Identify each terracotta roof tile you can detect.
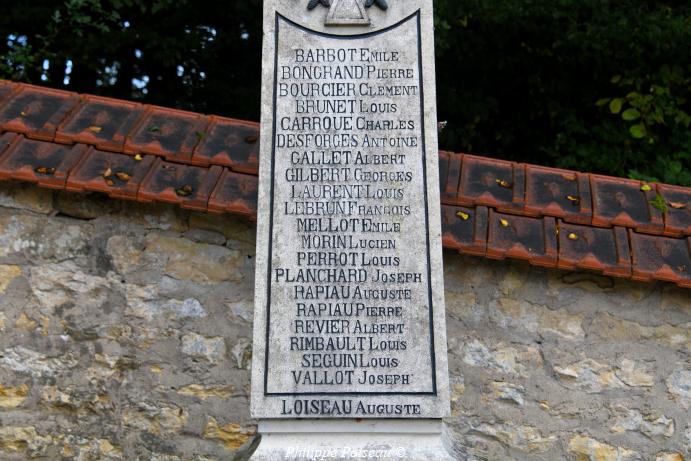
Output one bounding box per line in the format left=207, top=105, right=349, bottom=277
left=658, top=183, right=691, bottom=237
left=442, top=151, right=462, bottom=203
left=457, top=154, right=525, bottom=213
left=591, top=174, right=664, bottom=234
left=208, top=168, right=258, bottom=218
left=525, top=165, right=592, bottom=224
left=557, top=221, right=631, bottom=277
left=0, top=80, right=17, bottom=103
left=0, top=136, right=87, bottom=189
left=66, top=148, right=156, bottom=200
left=486, top=210, right=558, bottom=268
left=124, top=106, right=210, bottom=161
left=0, top=83, right=80, bottom=141
left=0, top=132, right=18, bottom=155
left=630, top=231, right=691, bottom=287
left=192, top=116, right=259, bottom=173
left=437, top=151, right=451, bottom=201
left=440, top=205, right=488, bottom=257
left=56, top=95, right=146, bottom=152
left=138, top=158, right=222, bottom=212
left=0, top=80, right=690, bottom=288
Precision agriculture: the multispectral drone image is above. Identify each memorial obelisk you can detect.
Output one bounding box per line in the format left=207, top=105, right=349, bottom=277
left=250, top=1, right=452, bottom=458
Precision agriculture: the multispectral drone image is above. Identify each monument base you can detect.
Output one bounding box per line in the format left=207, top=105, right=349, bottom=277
left=249, top=419, right=455, bottom=461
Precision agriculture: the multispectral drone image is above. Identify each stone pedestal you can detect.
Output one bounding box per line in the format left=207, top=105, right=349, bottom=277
left=249, top=420, right=455, bottom=461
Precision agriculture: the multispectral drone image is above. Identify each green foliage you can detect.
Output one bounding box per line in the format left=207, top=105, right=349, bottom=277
left=600, top=65, right=691, bottom=185
left=0, top=0, right=262, bottom=119
left=599, top=65, right=690, bottom=142
left=0, top=0, right=689, bottom=185
left=609, top=99, right=623, bottom=115
left=0, top=38, right=37, bottom=81
left=621, top=109, right=640, bottom=122
left=650, top=194, right=668, bottom=213
left=434, top=0, right=691, bottom=185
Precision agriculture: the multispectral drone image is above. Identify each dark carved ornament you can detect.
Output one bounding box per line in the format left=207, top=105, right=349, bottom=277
left=307, top=0, right=388, bottom=10
left=364, top=0, right=388, bottom=10
left=307, top=0, right=330, bottom=9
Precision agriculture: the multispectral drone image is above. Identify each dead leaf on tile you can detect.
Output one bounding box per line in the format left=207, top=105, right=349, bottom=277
left=115, top=172, right=131, bottom=182
left=499, top=218, right=509, bottom=227
left=88, top=126, right=102, bottom=133
left=103, top=168, right=112, bottom=178
left=35, top=166, right=56, bottom=175
left=669, top=201, right=686, bottom=209
left=456, top=211, right=470, bottom=221
left=175, top=185, right=193, bottom=197
left=496, top=179, right=512, bottom=188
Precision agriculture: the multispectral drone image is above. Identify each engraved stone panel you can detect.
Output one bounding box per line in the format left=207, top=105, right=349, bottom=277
left=251, top=0, right=449, bottom=419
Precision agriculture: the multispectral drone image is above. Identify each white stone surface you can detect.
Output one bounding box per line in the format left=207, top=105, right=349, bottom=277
left=251, top=0, right=449, bottom=419
left=249, top=420, right=455, bottom=460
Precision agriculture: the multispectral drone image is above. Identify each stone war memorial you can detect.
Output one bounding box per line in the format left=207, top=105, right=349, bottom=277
left=250, top=0, right=453, bottom=458
left=0, top=0, right=689, bottom=460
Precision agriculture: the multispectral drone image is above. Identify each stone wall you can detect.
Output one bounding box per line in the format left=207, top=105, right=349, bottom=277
left=0, top=181, right=688, bottom=461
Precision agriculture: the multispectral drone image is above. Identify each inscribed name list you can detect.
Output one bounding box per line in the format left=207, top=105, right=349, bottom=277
left=251, top=1, right=449, bottom=419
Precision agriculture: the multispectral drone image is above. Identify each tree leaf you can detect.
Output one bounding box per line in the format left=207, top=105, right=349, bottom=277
left=609, top=98, right=623, bottom=114
left=629, top=124, right=646, bottom=138
left=595, top=98, right=610, bottom=107
left=622, top=108, right=640, bottom=121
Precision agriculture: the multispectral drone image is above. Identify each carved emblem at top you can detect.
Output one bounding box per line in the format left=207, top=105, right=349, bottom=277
left=307, top=0, right=388, bottom=26
left=307, top=0, right=388, bottom=10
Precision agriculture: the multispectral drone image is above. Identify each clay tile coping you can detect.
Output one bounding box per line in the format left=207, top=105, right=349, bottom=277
left=0, top=79, right=690, bottom=288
